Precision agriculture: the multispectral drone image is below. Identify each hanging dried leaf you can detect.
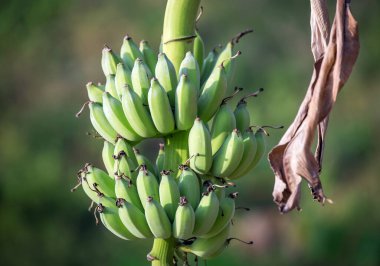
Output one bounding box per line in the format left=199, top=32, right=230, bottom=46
left=268, top=0, right=359, bottom=213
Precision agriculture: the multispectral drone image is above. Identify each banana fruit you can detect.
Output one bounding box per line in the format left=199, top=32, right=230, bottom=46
left=173, top=196, right=195, bottom=240
left=117, top=198, right=153, bottom=238
left=211, top=129, right=244, bottom=178
left=145, top=196, right=172, bottom=239
left=188, top=118, right=212, bottom=174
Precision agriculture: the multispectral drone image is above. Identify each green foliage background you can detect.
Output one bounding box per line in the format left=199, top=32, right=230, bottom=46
left=0, top=0, right=379, bottom=265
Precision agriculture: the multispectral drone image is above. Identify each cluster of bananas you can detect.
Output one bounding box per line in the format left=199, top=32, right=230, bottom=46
left=75, top=32, right=273, bottom=260
left=76, top=137, right=241, bottom=259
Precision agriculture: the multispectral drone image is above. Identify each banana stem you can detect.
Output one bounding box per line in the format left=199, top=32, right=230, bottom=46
left=150, top=237, right=175, bottom=266
left=149, top=2, right=200, bottom=264
left=164, top=131, right=189, bottom=177
left=162, top=0, right=201, bottom=73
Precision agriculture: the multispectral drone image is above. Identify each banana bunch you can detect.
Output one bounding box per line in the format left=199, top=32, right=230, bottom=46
left=74, top=152, right=241, bottom=256
left=74, top=28, right=273, bottom=262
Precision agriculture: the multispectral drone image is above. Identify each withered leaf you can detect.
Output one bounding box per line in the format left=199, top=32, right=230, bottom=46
left=268, top=0, right=359, bottom=213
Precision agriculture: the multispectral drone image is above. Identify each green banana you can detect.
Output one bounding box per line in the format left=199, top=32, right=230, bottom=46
left=131, top=58, right=152, bottom=105
left=139, top=40, right=157, bottom=75
left=211, top=129, right=244, bottom=178
left=159, top=170, right=180, bottom=222
left=134, top=148, right=158, bottom=177
left=249, top=127, right=267, bottom=171
left=178, top=165, right=201, bottom=210
left=228, top=127, right=257, bottom=180
left=178, top=51, right=200, bottom=93
left=102, top=141, right=115, bottom=176
left=105, top=74, right=119, bottom=99
left=155, top=53, right=177, bottom=106
left=114, top=174, right=143, bottom=211
left=97, top=196, right=137, bottom=240
left=181, top=222, right=230, bottom=259
left=86, top=82, right=104, bottom=103
left=173, top=196, right=195, bottom=240
left=89, top=102, right=117, bottom=144
left=193, top=30, right=205, bottom=74
left=213, top=42, right=236, bottom=93
left=115, top=63, right=133, bottom=98
left=145, top=196, right=172, bottom=239
left=193, top=188, right=220, bottom=236
left=120, top=85, right=158, bottom=138
left=201, top=46, right=220, bottom=85
left=84, top=164, right=116, bottom=197
left=155, top=143, right=165, bottom=174
left=102, top=92, right=141, bottom=142
left=116, top=198, right=153, bottom=238
left=114, top=137, right=138, bottom=168
left=120, top=35, right=144, bottom=69
left=210, top=101, right=237, bottom=155
left=101, top=46, right=119, bottom=76
left=201, top=192, right=237, bottom=238
left=234, top=88, right=264, bottom=132
left=175, top=74, right=198, bottom=130
left=198, top=65, right=227, bottom=122
left=136, top=165, right=159, bottom=208
left=148, top=78, right=175, bottom=134
left=188, top=118, right=213, bottom=174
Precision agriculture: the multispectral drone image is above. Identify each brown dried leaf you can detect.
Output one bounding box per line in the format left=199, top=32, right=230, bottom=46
left=268, top=0, right=359, bottom=213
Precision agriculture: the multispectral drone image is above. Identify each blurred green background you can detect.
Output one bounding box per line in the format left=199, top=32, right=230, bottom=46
left=1, top=0, right=379, bottom=265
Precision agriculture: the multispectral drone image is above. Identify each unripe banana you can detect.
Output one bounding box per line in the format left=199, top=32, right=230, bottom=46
left=201, top=192, right=237, bottom=238
left=178, top=51, right=200, bottom=93
left=86, top=82, right=104, bottom=103
left=159, top=170, right=180, bottom=222
left=145, top=196, right=172, bottom=239
left=116, top=198, right=153, bottom=238
left=155, top=53, right=177, bottom=106
left=97, top=196, right=137, bottom=240
left=131, top=58, right=153, bottom=105
left=114, top=137, right=138, bottom=168
left=193, top=30, right=205, bottom=73
left=148, top=78, right=175, bottom=134
left=173, top=196, right=195, bottom=239
left=101, top=46, right=120, bottom=76
left=175, top=74, right=198, bottom=130
left=181, top=223, right=230, bottom=259
left=120, top=85, right=158, bottom=138
left=114, top=175, right=143, bottom=211
left=178, top=165, right=201, bottom=210
left=193, top=188, right=220, bottom=236
left=115, top=63, right=132, bottom=98
left=84, top=164, right=116, bottom=198
left=201, top=47, right=220, bottom=85
left=102, top=141, right=115, bottom=176
left=134, top=148, right=158, bottom=178
left=188, top=118, right=212, bottom=174
left=120, top=35, right=144, bottom=69
left=105, top=74, right=119, bottom=99
left=210, top=102, right=236, bottom=155
left=102, top=92, right=141, bottom=142
left=198, top=65, right=227, bottom=122
left=234, top=101, right=250, bottom=133
left=139, top=40, right=157, bottom=75
left=89, top=102, right=117, bottom=144
left=228, top=128, right=257, bottom=180
left=136, top=165, right=159, bottom=208
left=249, top=127, right=267, bottom=170
left=213, top=42, right=235, bottom=93
left=155, top=143, right=165, bottom=174
left=211, top=129, right=244, bottom=178
left=234, top=88, right=263, bottom=132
